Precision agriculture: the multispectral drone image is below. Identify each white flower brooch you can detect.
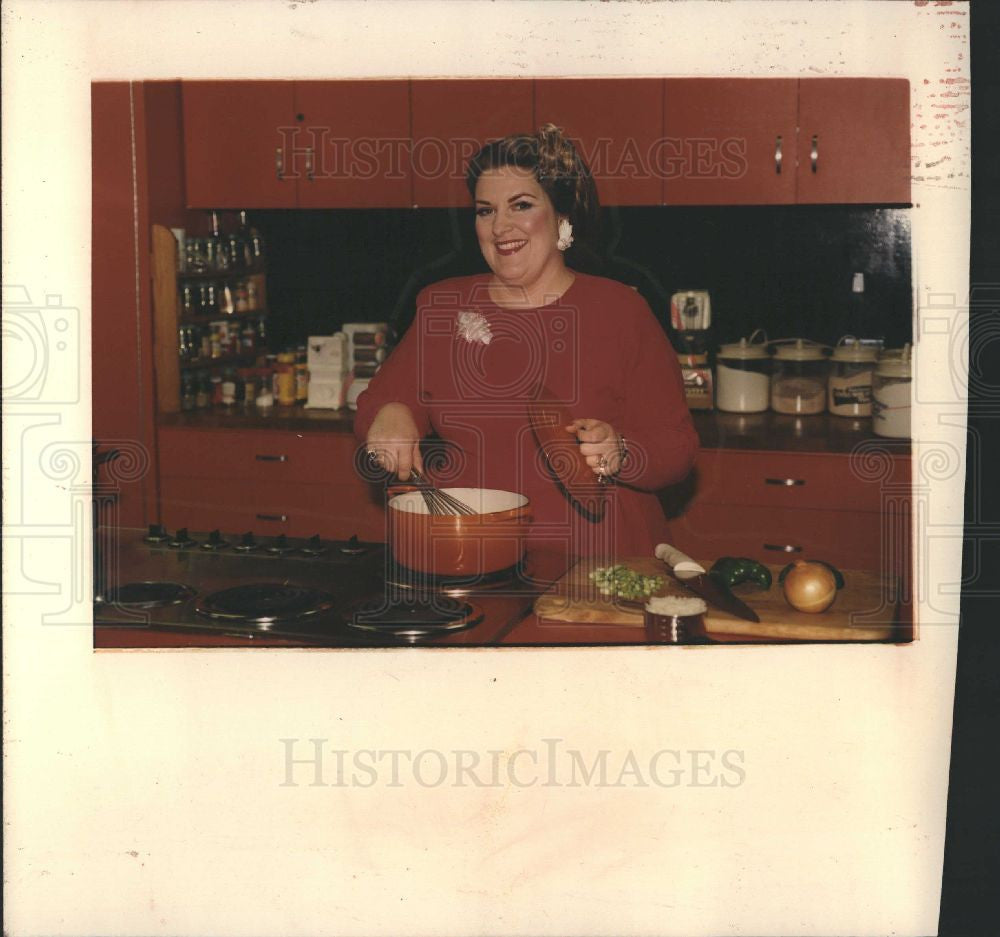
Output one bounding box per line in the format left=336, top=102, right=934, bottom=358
left=456, top=310, right=493, bottom=345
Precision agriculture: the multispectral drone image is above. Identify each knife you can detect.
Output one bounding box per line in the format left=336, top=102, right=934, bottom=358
left=653, top=543, right=760, bottom=623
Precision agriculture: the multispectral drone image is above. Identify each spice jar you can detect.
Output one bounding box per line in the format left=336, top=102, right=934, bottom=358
left=716, top=335, right=770, bottom=413
left=770, top=340, right=829, bottom=415
left=275, top=364, right=296, bottom=406
left=872, top=344, right=912, bottom=438
left=221, top=369, right=237, bottom=407
left=294, top=362, right=309, bottom=404
left=828, top=338, right=878, bottom=417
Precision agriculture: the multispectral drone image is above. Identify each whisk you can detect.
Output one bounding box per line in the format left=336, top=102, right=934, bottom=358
left=408, top=468, right=478, bottom=516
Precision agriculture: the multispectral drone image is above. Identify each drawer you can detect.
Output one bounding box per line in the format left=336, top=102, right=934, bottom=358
left=669, top=502, right=911, bottom=574
left=692, top=449, right=910, bottom=513
left=158, top=427, right=367, bottom=485
left=159, top=476, right=387, bottom=541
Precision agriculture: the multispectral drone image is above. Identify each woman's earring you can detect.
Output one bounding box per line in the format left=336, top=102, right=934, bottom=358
left=556, top=218, right=574, bottom=251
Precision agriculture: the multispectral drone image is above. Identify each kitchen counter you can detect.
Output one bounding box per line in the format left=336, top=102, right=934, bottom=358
left=158, top=407, right=908, bottom=454
left=94, top=530, right=911, bottom=649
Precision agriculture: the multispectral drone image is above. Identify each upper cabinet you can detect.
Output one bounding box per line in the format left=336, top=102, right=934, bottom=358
left=410, top=80, right=533, bottom=208
left=664, top=79, right=798, bottom=205
left=180, top=78, right=911, bottom=210
left=182, top=80, right=411, bottom=209
left=293, top=81, right=410, bottom=208
left=534, top=79, right=664, bottom=206
left=183, top=82, right=296, bottom=209
left=796, top=78, right=910, bottom=205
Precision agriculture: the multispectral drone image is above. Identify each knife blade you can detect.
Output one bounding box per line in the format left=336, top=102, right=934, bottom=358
left=653, top=543, right=760, bottom=623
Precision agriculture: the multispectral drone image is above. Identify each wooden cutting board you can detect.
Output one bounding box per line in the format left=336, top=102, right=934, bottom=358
left=532, top=556, right=907, bottom=642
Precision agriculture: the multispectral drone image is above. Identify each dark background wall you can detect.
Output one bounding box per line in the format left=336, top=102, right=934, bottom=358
left=248, top=205, right=912, bottom=353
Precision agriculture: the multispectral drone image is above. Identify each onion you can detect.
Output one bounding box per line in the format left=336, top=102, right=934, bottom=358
left=782, top=561, right=838, bottom=613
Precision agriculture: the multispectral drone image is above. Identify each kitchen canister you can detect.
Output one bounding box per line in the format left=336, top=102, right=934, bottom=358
left=828, top=337, right=879, bottom=417
left=716, top=333, right=770, bottom=413
left=872, top=343, right=912, bottom=438
left=770, top=339, right=830, bottom=415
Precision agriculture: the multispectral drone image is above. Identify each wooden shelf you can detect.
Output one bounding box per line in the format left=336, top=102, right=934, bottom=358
left=152, top=224, right=270, bottom=414
left=178, top=266, right=265, bottom=281
left=179, top=307, right=268, bottom=326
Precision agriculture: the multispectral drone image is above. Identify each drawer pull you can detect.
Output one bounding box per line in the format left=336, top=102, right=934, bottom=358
left=764, top=478, right=805, bottom=487
left=763, top=543, right=803, bottom=553
left=256, top=513, right=289, bottom=522
left=255, top=454, right=288, bottom=462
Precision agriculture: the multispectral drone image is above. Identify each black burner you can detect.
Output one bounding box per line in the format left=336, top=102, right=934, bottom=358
left=108, top=581, right=197, bottom=608
left=348, top=595, right=482, bottom=641
left=234, top=532, right=260, bottom=553
left=196, top=583, right=337, bottom=625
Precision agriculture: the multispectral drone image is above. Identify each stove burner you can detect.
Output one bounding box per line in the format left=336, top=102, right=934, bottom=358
left=143, top=524, right=171, bottom=545
left=107, top=581, right=197, bottom=608
left=200, top=529, right=230, bottom=551
left=168, top=528, right=196, bottom=549
left=300, top=535, right=328, bottom=557
left=385, top=560, right=523, bottom=596
left=266, top=535, right=295, bottom=556
left=196, top=583, right=337, bottom=625
left=348, top=595, right=482, bottom=641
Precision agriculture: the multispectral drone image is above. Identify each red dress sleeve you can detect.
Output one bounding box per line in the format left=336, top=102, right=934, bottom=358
left=353, top=288, right=435, bottom=444
left=613, top=289, right=699, bottom=491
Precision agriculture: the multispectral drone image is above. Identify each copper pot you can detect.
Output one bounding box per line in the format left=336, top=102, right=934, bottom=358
left=387, top=487, right=533, bottom=576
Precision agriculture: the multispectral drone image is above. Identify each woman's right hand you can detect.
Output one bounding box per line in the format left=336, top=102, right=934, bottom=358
left=365, top=402, right=423, bottom=481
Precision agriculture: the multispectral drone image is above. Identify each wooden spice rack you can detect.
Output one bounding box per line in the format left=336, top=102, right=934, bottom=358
left=151, top=223, right=269, bottom=414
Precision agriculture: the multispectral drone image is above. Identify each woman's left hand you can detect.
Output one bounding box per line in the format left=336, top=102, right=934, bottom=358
left=565, top=418, right=622, bottom=478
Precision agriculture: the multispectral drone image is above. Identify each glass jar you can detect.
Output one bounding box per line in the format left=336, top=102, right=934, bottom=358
left=716, top=337, right=771, bottom=413
left=828, top=338, right=878, bottom=417
left=770, top=340, right=829, bottom=415
left=872, top=345, right=912, bottom=438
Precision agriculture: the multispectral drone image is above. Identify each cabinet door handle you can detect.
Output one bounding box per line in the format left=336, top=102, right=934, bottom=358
left=256, top=513, right=289, bottom=522
left=764, top=543, right=803, bottom=553
left=764, top=477, right=806, bottom=487
left=275, top=147, right=285, bottom=180
left=305, top=146, right=315, bottom=182
left=775, top=135, right=782, bottom=174
left=255, top=454, right=288, bottom=462
left=810, top=134, right=818, bottom=173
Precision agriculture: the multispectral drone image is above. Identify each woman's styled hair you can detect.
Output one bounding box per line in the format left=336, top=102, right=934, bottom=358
left=465, top=123, right=600, bottom=241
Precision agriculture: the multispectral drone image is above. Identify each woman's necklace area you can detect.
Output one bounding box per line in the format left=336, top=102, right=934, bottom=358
left=488, top=270, right=576, bottom=310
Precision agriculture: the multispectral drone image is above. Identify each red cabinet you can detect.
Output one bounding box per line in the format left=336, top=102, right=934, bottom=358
left=411, top=79, right=533, bottom=207
left=797, top=78, right=910, bottom=205
left=667, top=449, right=911, bottom=580
left=664, top=79, right=798, bottom=205
left=157, top=427, right=387, bottom=540
left=533, top=79, right=664, bottom=206
left=182, top=81, right=411, bottom=209
left=182, top=81, right=296, bottom=208
left=294, top=80, right=410, bottom=208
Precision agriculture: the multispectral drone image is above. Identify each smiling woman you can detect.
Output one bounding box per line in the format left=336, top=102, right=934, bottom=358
left=354, top=124, right=698, bottom=562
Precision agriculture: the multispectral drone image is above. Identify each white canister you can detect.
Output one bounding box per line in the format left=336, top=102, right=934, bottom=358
left=770, top=340, right=829, bottom=415
left=872, top=345, right=912, bottom=438
left=828, top=339, right=878, bottom=417
left=716, top=338, right=771, bottom=413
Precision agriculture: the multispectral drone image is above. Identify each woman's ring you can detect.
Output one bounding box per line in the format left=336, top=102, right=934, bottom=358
left=367, top=449, right=379, bottom=463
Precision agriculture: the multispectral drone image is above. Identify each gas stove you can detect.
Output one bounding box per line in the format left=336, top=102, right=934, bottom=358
left=93, top=527, right=555, bottom=646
